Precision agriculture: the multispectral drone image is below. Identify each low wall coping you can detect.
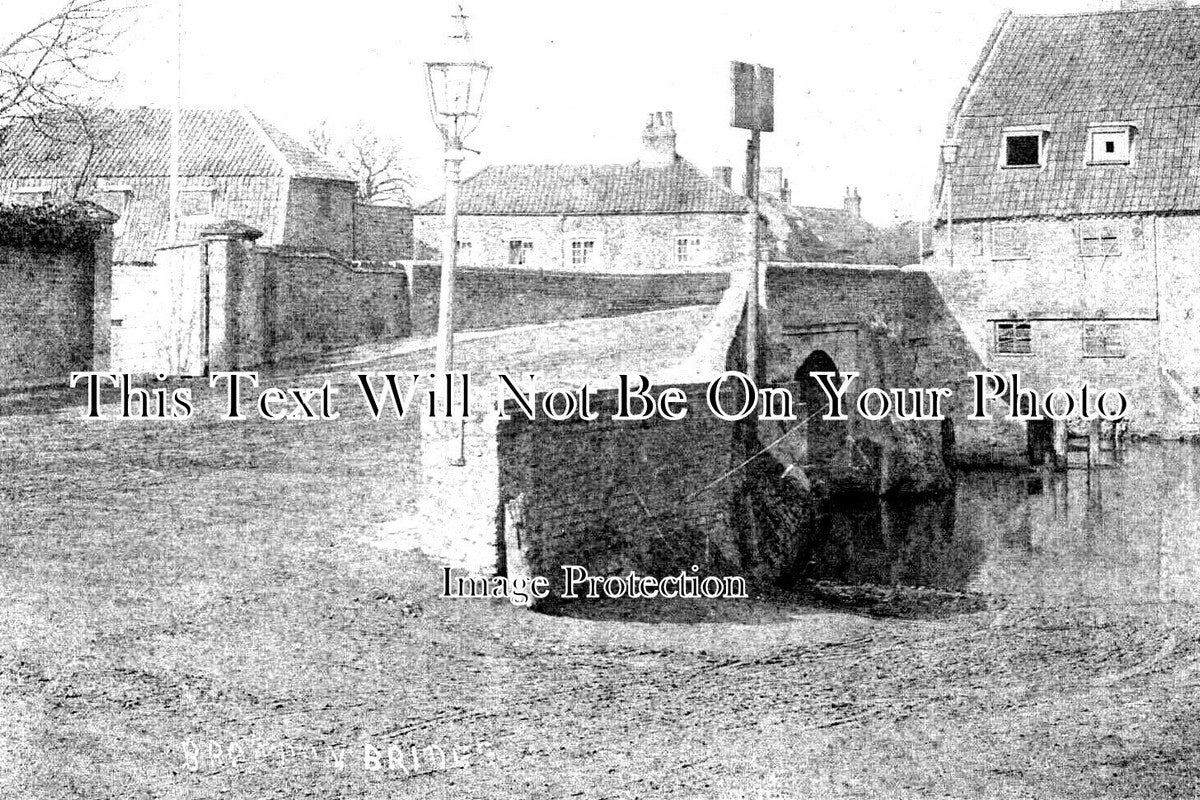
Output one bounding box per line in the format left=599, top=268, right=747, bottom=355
left=657, top=271, right=749, bottom=384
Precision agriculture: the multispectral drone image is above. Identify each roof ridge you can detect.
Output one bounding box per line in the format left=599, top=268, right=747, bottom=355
left=1011, top=6, right=1200, bottom=19
left=239, top=107, right=294, bottom=178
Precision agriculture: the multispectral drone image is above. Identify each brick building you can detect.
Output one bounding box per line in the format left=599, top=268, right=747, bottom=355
left=413, top=112, right=751, bottom=272
left=930, top=3, right=1200, bottom=433
left=0, top=107, right=413, bottom=263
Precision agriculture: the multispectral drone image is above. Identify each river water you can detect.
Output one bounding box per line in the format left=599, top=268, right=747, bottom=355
left=807, top=442, right=1200, bottom=610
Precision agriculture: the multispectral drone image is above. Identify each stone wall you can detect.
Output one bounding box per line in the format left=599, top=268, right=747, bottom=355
left=763, top=263, right=1002, bottom=474
left=930, top=214, right=1196, bottom=434
left=407, top=263, right=731, bottom=336
left=495, top=383, right=752, bottom=595
left=413, top=211, right=750, bottom=272
left=353, top=204, right=413, bottom=261
left=282, top=178, right=357, bottom=257
left=260, top=251, right=410, bottom=364
left=0, top=205, right=113, bottom=390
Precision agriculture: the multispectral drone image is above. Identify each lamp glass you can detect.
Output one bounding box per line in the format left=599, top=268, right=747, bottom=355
left=426, top=61, right=491, bottom=144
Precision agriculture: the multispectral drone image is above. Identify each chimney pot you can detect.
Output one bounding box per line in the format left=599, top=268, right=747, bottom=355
left=844, top=186, right=862, bottom=219
left=640, top=109, right=678, bottom=167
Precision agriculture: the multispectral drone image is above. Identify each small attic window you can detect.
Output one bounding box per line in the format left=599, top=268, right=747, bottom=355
left=180, top=183, right=216, bottom=217
left=1088, top=125, right=1134, bottom=165
left=1002, top=131, right=1043, bottom=168
left=13, top=186, right=51, bottom=205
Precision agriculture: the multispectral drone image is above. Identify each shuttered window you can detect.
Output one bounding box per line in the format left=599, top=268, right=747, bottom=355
left=992, top=224, right=1030, bottom=260
left=995, top=321, right=1032, bottom=354
left=1080, top=222, right=1119, bottom=256
left=1082, top=323, right=1125, bottom=358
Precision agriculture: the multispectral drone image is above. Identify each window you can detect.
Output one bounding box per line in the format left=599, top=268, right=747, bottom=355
left=508, top=239, right=534, bottom=265
left=98, top=190, right=131, bottom=217
left=1083, top=323, right=1126, bottom=358
left=992, top=224, right=1030, bottom=260
left=1002, top=132, right=1043, bottom=167
left=1080, top=222, right=1119, bottom=256
left=995, top=320, right=1032, bottom=354
left=456, top=240, right=472, bottom=259
left=1088, top=125, right=1134, bottom=165
left=570, top=239, right=595, bottom=266
left=96, top=181, right=133, bottom=220
left=676, top=236, right=702, bottom=265
left=13, top=186, right=50, bottom=205
left=179, top=187, right=215, bottom=217
left=316, top=186, right=333, bottom=218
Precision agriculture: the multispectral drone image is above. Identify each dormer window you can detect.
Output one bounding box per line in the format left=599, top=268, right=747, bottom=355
left=1088, top=124, right=1134, bottom=165
left=96, top=180, right=133, bottom=219
left=13, top=186, right=51, bottom=205
left=1001, top=129, right=1046, bottom=168
left=180, top=181, right=216, bottom=217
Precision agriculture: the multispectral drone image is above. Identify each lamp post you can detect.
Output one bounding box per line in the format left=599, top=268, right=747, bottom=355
left=424, top=9, right=490, bottom=466
left=425, top=17, right=490, bottom=378
left=941, top=140, right=960, bottom=267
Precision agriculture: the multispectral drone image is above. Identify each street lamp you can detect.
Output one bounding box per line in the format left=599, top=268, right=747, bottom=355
left=425, top=9, right=490, bottom=380
left=424, top=8, right=489, bottom=467
left=941, top=139, right=960, bottom=267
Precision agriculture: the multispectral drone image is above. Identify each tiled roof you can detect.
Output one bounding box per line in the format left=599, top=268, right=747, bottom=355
left=0, top=107, right=352, bottom=181
left=942, top=7, right=1200, bottom=219
left=762, top=195, right=883, bottom=263
left=416, top=160, right=750, bottom=215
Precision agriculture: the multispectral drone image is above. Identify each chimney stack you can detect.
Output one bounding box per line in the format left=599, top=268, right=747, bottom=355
left=640, top=111, right=677, bottom=167
left=844, top=187, right=862, bottom=219
left=712, top=166, right=733, bottom=188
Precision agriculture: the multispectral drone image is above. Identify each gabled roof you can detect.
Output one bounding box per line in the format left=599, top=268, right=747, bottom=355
left=415, top=160, right=750, bottom=215
left=941, top=6, right=1200, bottom=219
left=0, top=107, right=353, bottom=182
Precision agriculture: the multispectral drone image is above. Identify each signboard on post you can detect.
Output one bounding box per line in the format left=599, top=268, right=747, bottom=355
left=730, top=60, right=774, bottom=383
left=731, top=61, right=774, bottom=132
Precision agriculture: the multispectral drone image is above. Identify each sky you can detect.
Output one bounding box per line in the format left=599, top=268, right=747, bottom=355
left=9, top=0, right=1140, bottom=223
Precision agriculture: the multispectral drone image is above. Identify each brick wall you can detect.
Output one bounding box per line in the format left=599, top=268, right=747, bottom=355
left=352, top=204, right=413, bottom=261
left=282, top=178, right=357, bottom=257
left=0, top=207, right=113, bottom=390
left=262, top=252, right=410, bottom=363
left=407, top=264, right=731, bottom=336
left=496, top=382, right=763, bottom=595
left=413, top=211, right=750, bottom=272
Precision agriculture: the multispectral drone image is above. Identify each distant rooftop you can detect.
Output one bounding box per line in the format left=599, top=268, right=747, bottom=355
left=416, top=160, right=750, bottom=216
left=0, top=107, right=353, bottom=182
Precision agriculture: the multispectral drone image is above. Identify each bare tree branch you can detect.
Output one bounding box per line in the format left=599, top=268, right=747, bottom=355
left=0, top=0, right=135, bottom=127
left=307, top=121, right=414, bottom=205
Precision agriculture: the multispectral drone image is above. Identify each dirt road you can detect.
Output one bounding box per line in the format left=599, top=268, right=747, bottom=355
left=3, top=315, right=1199, bottom=798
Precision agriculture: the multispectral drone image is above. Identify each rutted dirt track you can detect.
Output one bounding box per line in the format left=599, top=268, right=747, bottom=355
left=4, top=317, right=1200, bottom=798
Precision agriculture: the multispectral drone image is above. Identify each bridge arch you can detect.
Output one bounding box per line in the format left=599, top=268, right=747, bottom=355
left=795, top=350, right=848, bottom=466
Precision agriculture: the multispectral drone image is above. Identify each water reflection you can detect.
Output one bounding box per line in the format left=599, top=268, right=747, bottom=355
left=805, top=443, right=1200, bottom=609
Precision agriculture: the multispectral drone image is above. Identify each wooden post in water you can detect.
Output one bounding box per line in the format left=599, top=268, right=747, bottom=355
left=1088, top=418, right=1102, bottom=468
left=1053, top=420, right=1069, bottom=470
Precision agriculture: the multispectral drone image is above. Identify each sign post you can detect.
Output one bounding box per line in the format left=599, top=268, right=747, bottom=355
left=730, top=61, right=774, bottom=383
